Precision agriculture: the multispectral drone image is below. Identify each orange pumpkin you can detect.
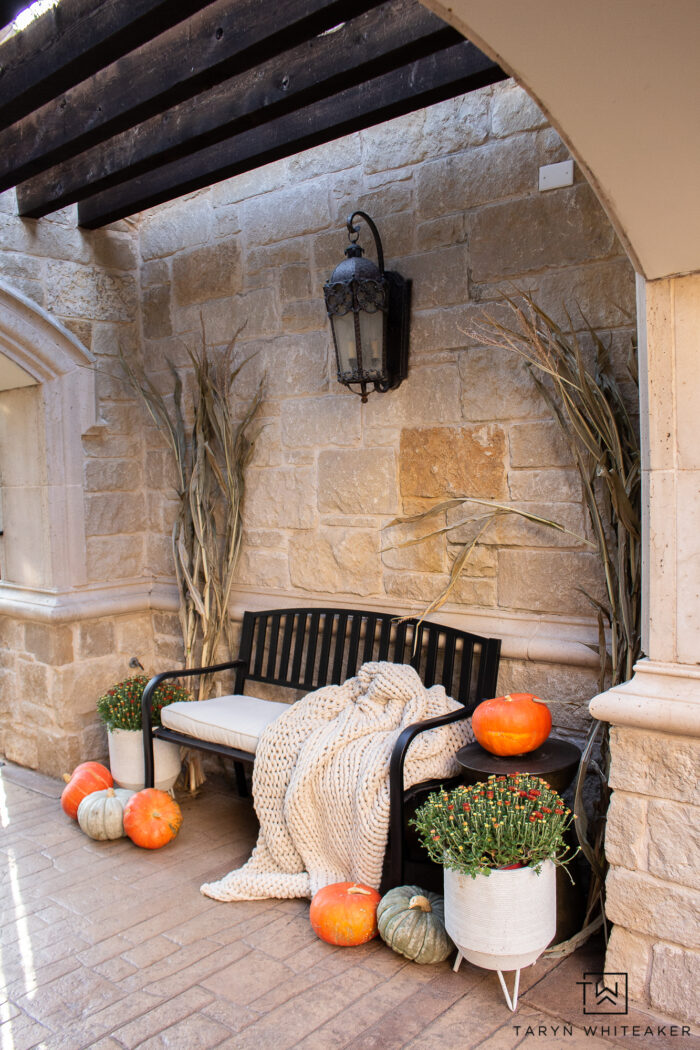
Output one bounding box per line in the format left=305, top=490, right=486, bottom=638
left=123, top=788, right=183, bottom=849
left=309, top=882, right=381, bottom=946
left=472, top=692, right=552, bottom=756
left=61, top=761, right=113, bottom=820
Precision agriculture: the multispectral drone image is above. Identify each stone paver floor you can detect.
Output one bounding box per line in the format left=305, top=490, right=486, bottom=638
left=1, top=761, right=696, bottom=1050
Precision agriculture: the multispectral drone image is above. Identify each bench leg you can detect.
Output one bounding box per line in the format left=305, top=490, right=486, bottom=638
left=234, top=761, right=249, bottom=797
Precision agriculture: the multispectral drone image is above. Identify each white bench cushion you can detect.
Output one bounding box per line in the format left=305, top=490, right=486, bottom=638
left=161, top=695, right=290, bottom=754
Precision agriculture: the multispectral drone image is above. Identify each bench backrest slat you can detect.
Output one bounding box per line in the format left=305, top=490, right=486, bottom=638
left=235, top=607, right=500, bottom=709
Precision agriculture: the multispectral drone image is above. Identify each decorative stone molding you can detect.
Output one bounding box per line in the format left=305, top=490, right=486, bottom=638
left=590, top=659, right=700, bottom=737
left=0, top=579, right=178, bottom=622
left=0, top=279, right=98, bottom=593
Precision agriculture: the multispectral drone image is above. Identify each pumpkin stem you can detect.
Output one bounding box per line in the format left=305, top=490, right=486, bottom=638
left=408, top=894, right=432, bottom=912
left=106, top=788, right=115, bottom=797
left=347, top=885, right=373, bottom=895
left=62, top=774, right=71, bottom=783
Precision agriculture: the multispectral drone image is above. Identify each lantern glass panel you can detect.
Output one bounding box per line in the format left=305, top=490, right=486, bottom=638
left=332, top=311, right=359, bottom=375
left=358, top=307, right=385, bottom=376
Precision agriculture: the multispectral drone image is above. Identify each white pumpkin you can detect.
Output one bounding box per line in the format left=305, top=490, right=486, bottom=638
left=77, top=787, right=135, bottom=840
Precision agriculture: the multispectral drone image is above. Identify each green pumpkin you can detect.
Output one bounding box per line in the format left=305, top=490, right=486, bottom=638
left=377, top=885, right=453, bottom=964
left=77, top=787, right=135, bottom=840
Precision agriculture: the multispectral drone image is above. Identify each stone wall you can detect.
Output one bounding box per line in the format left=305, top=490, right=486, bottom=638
left=0, top=195, right=162, bottom=773
left=0, top=81, right=637, bottom=770
left=137, top=80, right=636, bottom=740
left=604, top=726, right=700, bottom=1024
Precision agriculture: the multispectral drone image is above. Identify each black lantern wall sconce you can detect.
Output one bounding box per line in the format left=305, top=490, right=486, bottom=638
left=323, top=211, right=411, bottom=403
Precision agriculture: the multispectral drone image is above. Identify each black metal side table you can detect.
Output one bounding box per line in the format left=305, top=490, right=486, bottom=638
left=455, top=737, right=582, bottom=795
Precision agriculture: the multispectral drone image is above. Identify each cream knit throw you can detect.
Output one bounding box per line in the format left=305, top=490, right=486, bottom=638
left=201, top=661, right=472, bottom=902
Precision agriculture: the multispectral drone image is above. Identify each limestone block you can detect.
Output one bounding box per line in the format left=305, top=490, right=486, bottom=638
left=37, top=730, right=83, bottom=779
left=447, top=542, right=497, bottom=578
left=139, top=196, right=213, bottom=259
left=245, top=467, right=315, bottom=529
left=147, top=535, right=174, bottom=577
left=469, top=185, right=621, bottom=282
left=609, top=726, right=700, bottom=805
left=86, top=535, right=144, bottom=581
left=14, top=665, right=54, bottom=724
left=172, top=240, right=241, bottom=305
left=509, top=469, right=583, bottom=504
left=280, top=265, right=312, bottom=302
left=363, top=364, right=463, bottom=429
left=44, top=261, right=136, bottom=322
left=284, top=386, right=355, bottom=444
left=0, top=252, right=41, bottom=281
left=280, top=299, right=324, bottom=333
left=383, top=569, right=450, bottom=603
left=448, top=500, right=588, bottom=549
left=649, top=944, right=700, bottom=1024
left=90, top=320, right=138, bottom=359
left=606, top=868, right=700, bottom=950
left=142, top=284, right=172, bottom=339
left=89, top=231, right=138, bottom=271
left=85, top=492, right=145, bottom=536
left=98, top=402, right=148, bottom=435
left=534, top=259, right=636, bottom=330
left=243, top=528, right=286, bottom=549
left=497, top=549, right=607, bottom=616
left=84, top=458, right=138, bottom=493
left=491, top=83, right=548, bottom=137
left=509, top=422, right=574, bottom=468
left=6, top=277, right=44, bottom=306
left=416, top=214, right=467, bottom=252
left=399, top=425, right=508, bottom=501
left=289, top=528, right=380, bottom=596
left=288, top=134, right=361, bottom=181
left=647, top=798, right=700, bottom=890
left=153, top=611, right=181, bottom=638
left=415, top=135, right=537, bottom=222
left=409, top=304, right=475, bottom=356
left=236, top=548, right=289, bottom=590
left=248, top=418, right=282, bottom=468
left=400, top=244, right=469, bottom=310
left=605, top=791, right=649, bottom=871
left=449, top=576, right=498, bottom=607
left=318, top=448, right=397, bottom=515
left=211, top=161, right=286, bottom=205
left=496, top=659, right=598, bottom=728
left=536, top=126, right=571, bottom=166
left=24, top=623, right=74, bottom=667
left=140, top=259, right=169, bottom=286
left=362, top=110, right=427, bottom=173
left=233, top=287, right=280, bottom=340
left=82, top=432, right=142, bottom=461
left=3, top=728, right=39, bottom=769
left=247, top=238, right=310, bottom=273
left=605, top=926, right=653, bottom=1004
left=114, top=612, right=155, bottom=656
left=78, top=620, right=116, bottom=659
left=459, top=347, right=549, bottom=422
left=0, top=211, right=91, bottom=263
left=381, top=518, right=447, bottom=573
left=422, top=89, right=491, bottom=154
left=239, top=185, right=331, bottom=246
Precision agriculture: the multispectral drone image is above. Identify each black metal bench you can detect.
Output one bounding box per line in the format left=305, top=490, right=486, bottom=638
left=141, top=607, right=501, bottom=889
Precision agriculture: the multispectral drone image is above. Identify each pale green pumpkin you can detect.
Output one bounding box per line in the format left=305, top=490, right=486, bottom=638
left=77, top=787, right=135, bottom=840
left=377, top=885, right=453, bottom=964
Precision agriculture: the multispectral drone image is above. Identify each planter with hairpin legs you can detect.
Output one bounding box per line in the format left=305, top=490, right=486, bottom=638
left=412, top=772, right=576, bottom=1011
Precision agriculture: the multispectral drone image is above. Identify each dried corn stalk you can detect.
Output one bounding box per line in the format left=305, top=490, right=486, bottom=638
left=122, top=327, right=263, bottom=788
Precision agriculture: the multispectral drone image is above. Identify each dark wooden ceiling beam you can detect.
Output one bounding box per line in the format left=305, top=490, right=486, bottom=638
left=0, top=0, right=386, bottom=193
left=78, top=41, right=506, bottom=228
left=18, top=0, right=462, bottom=218
left=0, top=0, right=220, bottom=131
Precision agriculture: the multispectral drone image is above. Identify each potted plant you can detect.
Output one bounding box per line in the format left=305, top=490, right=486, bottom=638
left=413, top=773, right=576, bottom=1010
left=97, top=675, right=191, bottom=792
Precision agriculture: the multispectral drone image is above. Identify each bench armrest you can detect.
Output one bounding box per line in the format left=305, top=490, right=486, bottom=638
left=387, top=705, right=471, bottom=886
left=141, top=659, right=246, bottom=788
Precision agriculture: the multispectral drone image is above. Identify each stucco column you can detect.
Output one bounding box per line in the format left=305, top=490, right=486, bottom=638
left=590, top=272, right=700, bottom=1024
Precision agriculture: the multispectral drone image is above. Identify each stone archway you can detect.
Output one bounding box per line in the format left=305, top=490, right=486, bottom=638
left=0, top=279, right=97, bottom=595
left=419, top=0, right=700, bottom=1023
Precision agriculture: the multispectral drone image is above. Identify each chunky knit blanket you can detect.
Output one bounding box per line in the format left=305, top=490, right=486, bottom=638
left=201, top=661, right=472, bottom=902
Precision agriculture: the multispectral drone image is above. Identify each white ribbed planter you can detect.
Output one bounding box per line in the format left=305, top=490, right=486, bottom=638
left=444, top=860, right=556, bottom=1010
left=107, top=729, right=181, bottom=792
